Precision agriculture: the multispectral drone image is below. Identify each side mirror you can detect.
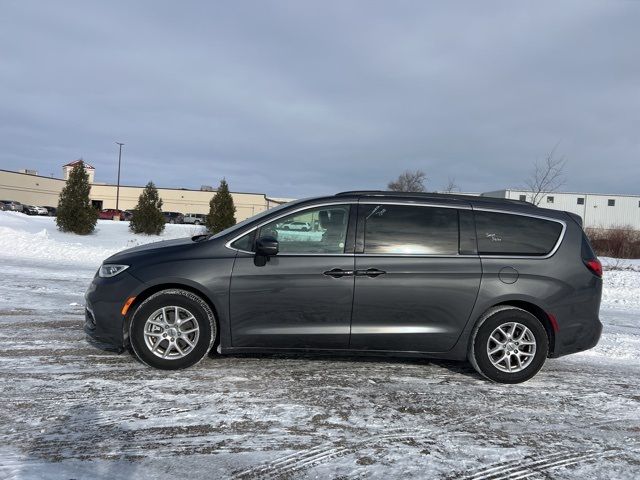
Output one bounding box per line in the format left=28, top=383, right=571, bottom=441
left=256, top=236, right=279, bottom=256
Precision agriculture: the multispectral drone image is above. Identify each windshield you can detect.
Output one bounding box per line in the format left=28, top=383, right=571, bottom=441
left=210, top=199, right=304, bottom=239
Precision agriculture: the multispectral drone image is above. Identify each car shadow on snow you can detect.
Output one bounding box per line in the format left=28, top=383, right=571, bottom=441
left=220, top=351, right=483, bottom=381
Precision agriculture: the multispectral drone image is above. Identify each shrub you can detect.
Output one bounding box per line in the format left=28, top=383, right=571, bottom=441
left=129, top=182, right=165, bottom=235
left=206, top=179, right=236, bottom=234
left=56, top=161, right=98, bottom=235
left=586, top=226, right=640, bottom=259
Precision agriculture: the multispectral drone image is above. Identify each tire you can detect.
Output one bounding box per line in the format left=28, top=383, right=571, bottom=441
left=194, top=220, right=200, bottom=225
left=129, top=289, right=216, bottom=370
left=469, top=307, right=548, bottom=383
left=170, top=219, right=175, bottom=224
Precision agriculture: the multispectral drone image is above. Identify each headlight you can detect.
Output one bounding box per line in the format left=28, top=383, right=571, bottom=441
left=99, top=264, right=129, bottom=278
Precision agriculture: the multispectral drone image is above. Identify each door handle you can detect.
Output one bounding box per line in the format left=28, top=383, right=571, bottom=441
left=355, top=268, right=387, bottom=277
left=323, top=268, right=354, bottom=278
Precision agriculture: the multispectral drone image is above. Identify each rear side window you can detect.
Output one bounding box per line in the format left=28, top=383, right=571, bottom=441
left=474, top=211, right=563, bottom=256
left=362, top=205, right=459, bottom=255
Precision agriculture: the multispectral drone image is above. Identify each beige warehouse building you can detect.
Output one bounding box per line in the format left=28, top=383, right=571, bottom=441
left=1, top=162, right=284, bottom=221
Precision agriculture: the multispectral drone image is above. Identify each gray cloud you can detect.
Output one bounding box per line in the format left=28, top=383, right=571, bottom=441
left=1, top=0, right=638, bottom=197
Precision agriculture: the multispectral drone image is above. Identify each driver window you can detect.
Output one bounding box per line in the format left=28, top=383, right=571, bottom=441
left=259, top=205, right=350, bottom=254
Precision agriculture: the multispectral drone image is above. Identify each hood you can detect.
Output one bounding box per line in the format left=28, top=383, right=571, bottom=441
left=104, top=237, right=196, bottom=263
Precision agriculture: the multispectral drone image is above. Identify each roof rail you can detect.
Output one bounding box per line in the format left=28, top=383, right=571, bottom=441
left=334, top=190, right=534, bottom=206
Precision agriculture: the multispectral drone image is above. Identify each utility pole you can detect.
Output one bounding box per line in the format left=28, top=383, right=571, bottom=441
left=115, top=142, right=124, bottom=211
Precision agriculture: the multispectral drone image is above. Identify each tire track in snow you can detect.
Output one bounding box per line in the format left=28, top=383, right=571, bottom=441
left=457, top=443, right=639, bottom=480
left=231, top=412, right=493, bottom=479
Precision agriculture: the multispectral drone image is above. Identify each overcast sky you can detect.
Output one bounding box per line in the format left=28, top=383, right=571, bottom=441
left=1, top=1, right=638, bottom=198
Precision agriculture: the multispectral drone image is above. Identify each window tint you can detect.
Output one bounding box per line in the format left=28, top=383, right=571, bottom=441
left=363, top=205, right=459, bottom=255
left=474, top=211, right=563, bottom=256
left=258, top=205, right=350, bottom=254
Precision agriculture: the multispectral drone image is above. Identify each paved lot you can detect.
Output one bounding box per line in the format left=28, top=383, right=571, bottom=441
left=1, top=259, right=639, bottom=479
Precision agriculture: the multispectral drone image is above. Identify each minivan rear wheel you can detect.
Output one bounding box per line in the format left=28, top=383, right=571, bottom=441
left=129, top=289, right=216, bottom=370
left=469, top=307, right=548, bottom=383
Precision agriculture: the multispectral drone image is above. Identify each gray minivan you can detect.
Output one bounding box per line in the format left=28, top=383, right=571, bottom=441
left=85, top=191, right=602, bottom=383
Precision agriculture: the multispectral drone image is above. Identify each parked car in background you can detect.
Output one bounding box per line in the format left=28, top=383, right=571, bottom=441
left=0, top=201, right=8, bottom=211
left=163, top=212, right=184, bottom=224
left=123, top=210, right=135, bottom=221
left=86, top=190, right=602, bottom=383
left=279, top=220, right=311, bottom=231
left=183, top=213, right=206, bottom=225
left=23, top=205, right=44, bottom=216
left=0, top=200, right=23, bottom=212
left=99, top=209, right=125, bottom=220
left=36, top=206, right=48, bottom=216
left=43, top=206, right=57, bottom=216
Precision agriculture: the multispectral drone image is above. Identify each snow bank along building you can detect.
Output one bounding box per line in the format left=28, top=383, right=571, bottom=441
left=482, top=189, right=640, bottom=230
left=1, top=162, right=286, bottom=221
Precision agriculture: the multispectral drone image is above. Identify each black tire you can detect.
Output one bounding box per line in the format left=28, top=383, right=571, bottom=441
left=194, top=220, right=200, bottom=225
left=469, top=307, right=548, bottom=383
left=129, top=289, right=216, bottom=370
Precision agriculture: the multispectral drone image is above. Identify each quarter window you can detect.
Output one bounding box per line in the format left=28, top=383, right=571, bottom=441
left=230, top=230, right=256, bottom=251
left=474, top=211, right=563, bottom=256
left=362, top=205, right=459, bottom=255
left=257, top=205, right=350, bottom=254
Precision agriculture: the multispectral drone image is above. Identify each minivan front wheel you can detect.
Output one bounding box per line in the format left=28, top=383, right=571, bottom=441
left=469, top=307, right=548, bottom=383
left=129, top=289, right=216, bottom=370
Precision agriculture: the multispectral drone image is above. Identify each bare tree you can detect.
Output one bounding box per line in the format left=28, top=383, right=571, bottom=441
left=442, top=177, right=459, bottom=194
left=525, top=145, right=567, bottom=205
left=388, top=170, right=427, bottom=192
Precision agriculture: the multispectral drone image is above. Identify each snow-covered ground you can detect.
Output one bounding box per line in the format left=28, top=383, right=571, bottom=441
left=0, top=211, right=639, bottom=480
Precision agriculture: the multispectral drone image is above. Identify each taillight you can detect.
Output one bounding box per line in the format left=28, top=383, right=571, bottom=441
left=584, top=259, right=602, bottom=278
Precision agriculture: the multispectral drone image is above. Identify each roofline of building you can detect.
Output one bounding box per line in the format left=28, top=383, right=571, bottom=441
left=490, top=188, right=640, bottom=199
left=63, top=159, right=95, bottom=169
left=0, top=169, right=269, bottom=198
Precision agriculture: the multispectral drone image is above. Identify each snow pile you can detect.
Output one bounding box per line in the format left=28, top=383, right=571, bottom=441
left=0, top=211, right=206, bottom=268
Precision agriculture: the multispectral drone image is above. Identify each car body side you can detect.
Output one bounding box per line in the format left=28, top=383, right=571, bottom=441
left=85, top=194, right=602, bottom=360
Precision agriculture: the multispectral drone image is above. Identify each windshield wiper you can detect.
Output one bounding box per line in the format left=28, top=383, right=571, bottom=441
left=192, top=233, right=213, bottom=242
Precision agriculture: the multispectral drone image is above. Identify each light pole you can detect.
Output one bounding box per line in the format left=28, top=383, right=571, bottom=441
left=115, top=142, right=124, bottom=211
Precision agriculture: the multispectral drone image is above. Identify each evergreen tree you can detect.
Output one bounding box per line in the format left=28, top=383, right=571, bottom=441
left=56, top=161, right=98, bottom=235
left=129, top=182, right=165, bottom=235
left=206, top=179, right=236, bottom=233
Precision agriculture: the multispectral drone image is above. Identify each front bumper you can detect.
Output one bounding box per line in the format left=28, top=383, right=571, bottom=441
left=84, top=270, right=143, bottom=349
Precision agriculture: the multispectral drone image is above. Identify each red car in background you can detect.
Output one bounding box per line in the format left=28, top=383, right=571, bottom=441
left=99, top=209, right=125, bottom=220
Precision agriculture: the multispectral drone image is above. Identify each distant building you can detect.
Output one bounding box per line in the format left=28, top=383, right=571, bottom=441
left=0, top=165, right=277, bottom=221
left=18, top=169, right=38, bottom=175
left=63, top=159, right=95, bottom=183
left=483, top=189, right=640, bottom=230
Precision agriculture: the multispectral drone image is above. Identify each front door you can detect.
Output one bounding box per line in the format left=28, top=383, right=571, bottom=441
left=349, top=203, right=481, bottom=352
left=230, top=204, right=355, bottom=349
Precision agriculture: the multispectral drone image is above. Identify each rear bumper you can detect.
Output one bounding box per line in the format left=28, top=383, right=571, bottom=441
left=84, top=270, right=143, bottom=350
left=551, top=315, right=602, bottom=358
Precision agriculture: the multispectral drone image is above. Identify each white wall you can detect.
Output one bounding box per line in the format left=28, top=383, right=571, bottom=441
left=486, top=189, right=640, bottom=229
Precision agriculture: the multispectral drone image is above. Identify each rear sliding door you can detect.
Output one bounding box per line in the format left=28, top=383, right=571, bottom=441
left=349, top=202, right=481, bottom=352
